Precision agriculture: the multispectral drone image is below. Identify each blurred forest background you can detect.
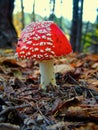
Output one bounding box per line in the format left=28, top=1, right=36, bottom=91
left=0, top=0, right=98, bottom=53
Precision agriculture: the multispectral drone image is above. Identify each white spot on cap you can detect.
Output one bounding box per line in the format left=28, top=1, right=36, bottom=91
left=26, top=52, right=31, bottom=56
left=40, top=54, right=43, bottom=57
left=20, top=55, right=25, bottom=58
left=32, top=31, right=35, bottom=35
left=27, top=41, right=32, bottom=44
left=20, top=51, right=25, bottom=54
left=40, top=42, right=46, bottom=46
left=37, top=30, right=42, bottom=33
left=46, top=33, right=51, bottom=36
left=49, top=55, right=54, bottom=58
left=45, top=55, right=49, bottom=58
left=47, top=37, right=53, bottom=42
left=46, top=42, right=53, bottom=46
left=30, top=47, right=33, bottom=50
left=32, top=49, right=34, bottom=52
left=23, top=37, right=27, bottom=43
left=47, top=27, right=51, bottom=31
left=20, top=55, right=23, bottom=58
left=23, top=33, right=31, bottom=39
left=33, top=37, right=39, bottom=40
left=26, top=47, right=29, bottom=50
left=44, top=53, right=49, bottom=57
left=45, top=47, right=51, bottom=52
left=33, top=54, right=37, bottom=58
left=38, top=29, right=47, bottom=34
left=33, top=43, right=37, bottom=46
left=35, top=34, right=41, bottom=40
left=51, top=51, right=55, bottom=55
left=42, top=35, right=46, bottom=39
left=37, top=54, right=43, bottom=59
left=40, top=50, right=44, bottom=53
left=21, top=46, right=28, bottom=50
left=34, top=48, right=39, bottom=51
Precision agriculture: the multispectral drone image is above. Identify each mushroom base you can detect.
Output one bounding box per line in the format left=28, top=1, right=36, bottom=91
left=39, top=60, right=56, bottom=89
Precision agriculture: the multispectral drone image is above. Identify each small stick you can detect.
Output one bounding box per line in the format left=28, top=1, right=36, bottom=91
left=0, top=104, right=31, bottom=116
left=36, top=103, right=50, bottom=125
left=0, top=123, right=20, bottom=130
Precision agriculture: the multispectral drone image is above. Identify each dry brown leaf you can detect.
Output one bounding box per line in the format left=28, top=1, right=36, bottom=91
left=54, top=64, right=74, bottom=73
left=75, top=123, right=98, bottom=130
left=75, top=60, right=84, bottom=67
left=65, top=105, right=98, bottom=122
left=92, top=62, right=98, bottom=69
left=87, top=79, right=98, bottom=91
left=92, top=80, right=98, bottom=87
left=0, top=86, right=4, bottom=91
left=80, top=68, right=97, bottom=80
left=16, top=60, right=27, bottom=68
left=53, top=96, right=83, bottom=115
left=85, top=54, right=98, bottom=62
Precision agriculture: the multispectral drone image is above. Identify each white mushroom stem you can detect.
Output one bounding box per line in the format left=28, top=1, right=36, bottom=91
left=39, top=60, right=56, bottom=89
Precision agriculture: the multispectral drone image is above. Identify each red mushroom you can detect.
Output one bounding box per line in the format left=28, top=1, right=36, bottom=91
left=16, top=21, right=72, bottom=90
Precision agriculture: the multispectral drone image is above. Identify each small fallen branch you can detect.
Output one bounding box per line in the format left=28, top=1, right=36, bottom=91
left=0, top=104, right=31, bottom=116
left=36, top=103, right=50, bottom=125
left=0, top=123, right=20, bottom=130
left=61, top=106, right=98, bottom=123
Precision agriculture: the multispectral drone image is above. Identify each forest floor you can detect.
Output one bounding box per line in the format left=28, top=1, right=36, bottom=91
left=0, top=49, right=98, bottom=130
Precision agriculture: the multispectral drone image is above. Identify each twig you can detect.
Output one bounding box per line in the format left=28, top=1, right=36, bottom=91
left=0, top=104, right=31, bottom=116
left=70, top=87, right=78, bottom=96
left=36, top=103, right=50, bottom=125
left=0, top=123, right=20, bottom=130
left=68, top=74, right=80, bottom=85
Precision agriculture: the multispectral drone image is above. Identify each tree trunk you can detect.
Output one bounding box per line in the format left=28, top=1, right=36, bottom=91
left=70, top=0, right=84, bottom=52
left=0, top=0, right=17, bottom=48
left=70, top=0, right=78, bottom=51
left=49, top=0, right=56, bottom=21
left=20, top=0, right=25, bottom=29
left=32, top=0, right=35, bottom=22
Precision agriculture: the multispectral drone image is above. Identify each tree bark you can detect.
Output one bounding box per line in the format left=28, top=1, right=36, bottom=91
left=49, top=0, right=56, bottom=21
left=70, top=0, right=84, bottom=52
left=32, top=0, right=35, bottom=22
left=0, top=0, right=17, bottom=48
left=20, top=0, right=25, bottom=29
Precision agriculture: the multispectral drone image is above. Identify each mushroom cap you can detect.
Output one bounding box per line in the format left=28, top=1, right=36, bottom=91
left=16, top=21, right=72, bottom=60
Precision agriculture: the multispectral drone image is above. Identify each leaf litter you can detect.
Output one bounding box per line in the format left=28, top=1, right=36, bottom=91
left=0, top=50, right=98, bottom=130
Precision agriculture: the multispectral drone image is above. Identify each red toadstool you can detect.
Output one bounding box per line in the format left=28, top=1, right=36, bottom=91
left=16, top=21, right=72, bottom=90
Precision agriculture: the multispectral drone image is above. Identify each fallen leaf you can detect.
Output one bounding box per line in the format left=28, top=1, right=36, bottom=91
left=92, top=62, right=98, bottom=69
left=54, top=64, right=74, bottom=73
